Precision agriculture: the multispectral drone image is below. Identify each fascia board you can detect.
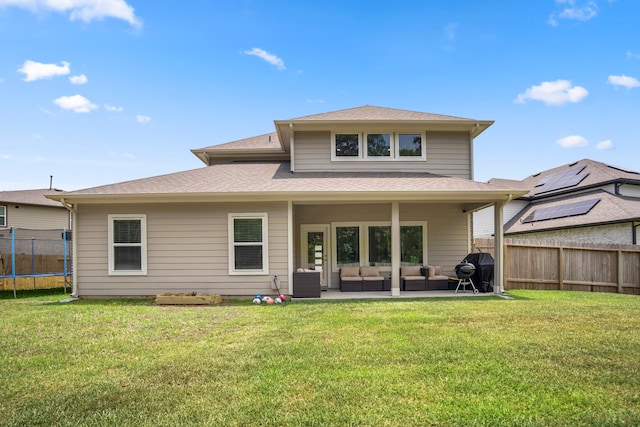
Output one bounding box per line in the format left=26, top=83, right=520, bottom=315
left=48, top=189, right=526, bottom=205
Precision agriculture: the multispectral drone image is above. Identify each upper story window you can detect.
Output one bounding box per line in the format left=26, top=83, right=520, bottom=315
left=335, top=133, right=360, bottom=157
left=398, top=133, right=422, bottom=157
left=0, top=205, right=6, bottom=227
left=366, top=133, right=391, bottom=157
left=332, top=131, right=425, bottom=161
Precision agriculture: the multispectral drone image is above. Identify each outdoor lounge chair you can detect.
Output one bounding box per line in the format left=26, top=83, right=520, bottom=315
left=426, top=265, right=449, bottom=290
left=360, top=266, right=384, bottom=291
left=293, top=269, right=321, bottom=298
left=339, top=266, right=362, bottom=292
left=400, top=265, right=427, bottom=291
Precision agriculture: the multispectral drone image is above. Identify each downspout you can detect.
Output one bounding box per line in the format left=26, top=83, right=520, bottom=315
left=494, top=193, right=513, bottom=294
left=60, top=198, right=78, bottom=298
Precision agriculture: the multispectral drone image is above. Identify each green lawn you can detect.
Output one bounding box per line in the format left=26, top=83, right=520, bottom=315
left=1, top=290, right=639, bottom=426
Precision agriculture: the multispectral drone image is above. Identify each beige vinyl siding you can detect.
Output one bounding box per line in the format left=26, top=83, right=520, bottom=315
left=75, top=202, right=289, bottom=297
left=473, top=200, right=528, bottom=238
left=294, top=202, right=469, bottom=284
left=293, top=130, right=472, bottom=178
left=619, top=184, right=640, bottom=198
left=2, top=204, right=69, bottom=230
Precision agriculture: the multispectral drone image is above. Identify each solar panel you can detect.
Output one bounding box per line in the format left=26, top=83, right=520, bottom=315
left=523, top=198, right=600, bottom=223
left=533, top=165, right=588, bottom=195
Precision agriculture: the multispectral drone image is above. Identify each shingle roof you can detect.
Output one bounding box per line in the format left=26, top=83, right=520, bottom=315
left=193, top=132, right=281, bottom=152
left=51, top=162, right=523, bottom=202
left=490, top=159, right=640, bottom=199
left=287, top=105, right=475, bottom=122
left=0, top=189, right=65, bottom=208
left=504, top=190, right=640, bottom=234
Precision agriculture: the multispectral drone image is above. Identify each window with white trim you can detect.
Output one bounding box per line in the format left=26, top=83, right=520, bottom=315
left=0, top=205, right=6, bottom=227
left=331, top=132, right=426, bottom=161
left=366, top=133, right=392, bottom=157
left=108, top=214, right=147, bottom=275
left=334, top=133, right=360, bottom=158
left=228, top=213, right=268, bottom=275
left=332, top=221, right=427, bottom=270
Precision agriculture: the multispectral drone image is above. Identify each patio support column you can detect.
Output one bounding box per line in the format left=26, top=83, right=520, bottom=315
left=287, top=200, right=294, bottom=295
left=391, top=202, right=401, bottom=296
left=493, top=197, right=508, bottom=294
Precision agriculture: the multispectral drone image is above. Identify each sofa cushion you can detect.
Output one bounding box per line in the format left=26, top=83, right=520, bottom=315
left=426, top=265, right=442, bottom=278
left=340, top=266, right=360, bottom=278
left=360, top=266, right=380, bottom=277
left=401, top=266, right=422, bottom=277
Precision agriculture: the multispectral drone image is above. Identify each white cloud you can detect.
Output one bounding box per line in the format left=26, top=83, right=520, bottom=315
left=549, top=0, right=598, bottom=25
left=69, top=74, right=87, bottom=84
left=0, top=77, right=5, bottom=83
left=105, top=104, right=124, bottom=112
left=627, top=50, right=640, bottom=60
left=515, top=80, right=588, bottom=105
left=608, top=74, right=640, bottom=89
left=243, top=48, right=286, bottom=70
left=136, top=114, right=151, bottom=124
left=0, top=0, right=141, bottom=27
left=556, top=135, right=588, bottom=148
left=1, top=154, right=10, bottom=160
left=596, top=139, right=613, bottom=150
left=53, top=94, right=98, bottom=113
left=18, top=60, right=70, bottom=81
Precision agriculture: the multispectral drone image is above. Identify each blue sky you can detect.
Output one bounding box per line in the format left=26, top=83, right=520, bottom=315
left=1, top=0, right=638, bottom=190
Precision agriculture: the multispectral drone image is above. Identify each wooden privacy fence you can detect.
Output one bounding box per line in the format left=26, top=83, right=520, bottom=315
left=0, top=254, right=70, bottom=290
left=473, top=238, right=640, bottom=295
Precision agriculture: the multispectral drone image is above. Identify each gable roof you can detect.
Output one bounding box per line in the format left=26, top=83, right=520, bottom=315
left=48, top=162, right=525, bottom=205
left=0, top=189, right=66, bottom=208
left=491, top=159, right=640, bottom=200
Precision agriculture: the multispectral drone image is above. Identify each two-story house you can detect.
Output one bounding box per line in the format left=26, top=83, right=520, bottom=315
left=48, top=106, right=526, bottom=298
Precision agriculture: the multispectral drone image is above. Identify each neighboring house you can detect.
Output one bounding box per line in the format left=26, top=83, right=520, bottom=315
left=0, top=189, right=71, bottom=234
left=48, top=105, right=525, bottom=298
left=473, top=159, right=640, bottom=244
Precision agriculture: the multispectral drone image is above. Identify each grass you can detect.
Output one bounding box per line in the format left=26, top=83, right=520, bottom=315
left=1, top=289, right=639, bottom=426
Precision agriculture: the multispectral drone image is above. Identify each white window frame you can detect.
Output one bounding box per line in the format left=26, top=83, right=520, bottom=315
left=331, top=132, right=362, bottom=161
left=0, top=205, right=6, bottom=227
left=395, top=132, right=426, bottom=161
left=330, top=131, right=427, bottom=162
left=228, top=212, right=269, bottom=275
left=108, top=214, right=147, bottom=276
left=364, top=132, right=394, bottom=160
left=332, top=221, right=427, bottom=272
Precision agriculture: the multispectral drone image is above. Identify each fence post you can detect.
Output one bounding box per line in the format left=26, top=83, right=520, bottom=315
left=11, top=227, right=16, bottom=299
left=558, top=247, right=564, bottom=291
left=617, top=250, right=623, bottom=293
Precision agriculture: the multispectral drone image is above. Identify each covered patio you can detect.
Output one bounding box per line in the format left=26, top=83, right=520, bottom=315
left=292, top=287, right=498, bottom=300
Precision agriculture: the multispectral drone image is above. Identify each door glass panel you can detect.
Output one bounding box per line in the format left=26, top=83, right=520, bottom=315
left=307, top=231, right=324, bottom=269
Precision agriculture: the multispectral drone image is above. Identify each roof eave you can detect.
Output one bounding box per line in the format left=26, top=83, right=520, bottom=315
left=48, top=189, right=526, bottom=205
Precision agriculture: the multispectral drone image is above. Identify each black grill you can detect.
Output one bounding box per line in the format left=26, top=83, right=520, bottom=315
left=455, top=262, right=476, bottom=279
